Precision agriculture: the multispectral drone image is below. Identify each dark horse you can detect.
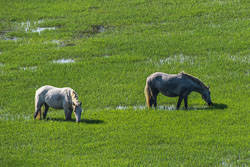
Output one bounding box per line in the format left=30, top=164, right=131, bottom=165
left=144, top=72, right=213, bottom=109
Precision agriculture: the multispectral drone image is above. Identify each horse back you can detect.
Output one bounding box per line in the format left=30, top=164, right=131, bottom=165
left=147, top=72, right=180, bottom=86
left=147, top=72, right=190, bottom=97
left=35, top=85, right=72, bottom=109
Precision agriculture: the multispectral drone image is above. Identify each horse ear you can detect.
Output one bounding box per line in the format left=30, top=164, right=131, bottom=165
left=80, top=102, right=82, bottom=106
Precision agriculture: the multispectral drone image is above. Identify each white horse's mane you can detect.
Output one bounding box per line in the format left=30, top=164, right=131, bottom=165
left=70, top=89, right=80, bottom=106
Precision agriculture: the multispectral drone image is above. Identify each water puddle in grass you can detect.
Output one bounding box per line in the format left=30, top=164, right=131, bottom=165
left=228, top=55, right=250, bottom=64
left=52, top=58, right=75, bottom=64
left=114, top=105, right=176, bottom=111
left=21, top=20, right=45, bottom=31
left=32, top=27, right=56, bottom=34
left=47, top=40, right=76, bottom=48
left=51, top=40, right=60, bottom=45
left=0, top=31, right=18, bottom=41
left=148, top=54, right=195, bottom=66
left=0, top=34, right=18, bottom=41
left=159, top=54, right=195, bottom=65
left=21, top=20, right=56, bottom=34
left=114, top=105, right=148, bottom=110
left=73, top=25, right=106, bottom=39
left=157, top=105, right=176, bottom=110
left=3, top=37, right=19, bottom=41
left=61, top=43, right=75, bottom=47
left=19, top=66, right=37, bottom=71
left=116, top=106, right=128, bottom=110
left=0, top=113, right=31, bottom=121
left=21, top=20, right=31, bottom=31
left=92, top=25, right=105, bottom=33
left=133, top=105, right=147, bottom=110
left=115, top=105, right=212, bottom=111
left=221, top=154, right=245, bottom=167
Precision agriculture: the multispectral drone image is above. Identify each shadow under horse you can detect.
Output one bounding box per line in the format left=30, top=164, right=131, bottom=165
left=211, top=103, right=228, bottom=109
left=187, top=103, right=228, bottom=110
left=45, top=117, right=105, bottom=124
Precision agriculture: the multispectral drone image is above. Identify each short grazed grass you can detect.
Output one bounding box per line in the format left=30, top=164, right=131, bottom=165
left=1, top=109, right=249, bottom=166
left=0, top=0, right=249, bottom=166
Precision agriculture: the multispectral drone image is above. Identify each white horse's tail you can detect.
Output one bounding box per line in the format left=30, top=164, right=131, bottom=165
left=34, top=92, right=42, bottom=120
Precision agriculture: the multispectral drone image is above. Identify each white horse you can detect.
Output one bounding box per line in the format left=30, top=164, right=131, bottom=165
left=34, top=85, right=82, bottom=122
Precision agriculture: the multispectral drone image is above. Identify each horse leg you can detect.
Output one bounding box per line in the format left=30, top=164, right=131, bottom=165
left=153, top=96, right=157, bottom=108
left=153, top=91, right=159, bottom=108
left=43, top=103, right=49, bottom=119
left=149, top=96, right=157, bottom=108
left=177, top=96, right=184, bottom=110
left=64, top=107, right=72, bottom=121
left=149, top=98, right=154, bottom=107
left=184, top=96, right=188, bottom=109
left=67, top=109, right=73, bottom=121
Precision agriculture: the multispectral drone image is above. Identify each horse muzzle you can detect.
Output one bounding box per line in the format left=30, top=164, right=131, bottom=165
left=74, top=111, right=82, bottom=123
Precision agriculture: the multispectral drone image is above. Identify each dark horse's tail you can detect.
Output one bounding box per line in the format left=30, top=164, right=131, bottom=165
left=144, top=81, right=153, bottom=108
left=34, top=94, right=42, bottom=120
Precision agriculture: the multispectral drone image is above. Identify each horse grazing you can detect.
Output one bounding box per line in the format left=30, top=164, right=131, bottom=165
left=144, top=72, right=213, bottom=109
left=34, top=85, right=82, bottom=122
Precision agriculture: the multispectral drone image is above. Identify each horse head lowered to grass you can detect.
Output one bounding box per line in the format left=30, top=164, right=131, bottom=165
left=34, top=85, right=82, bottom=122
left=144, top=72, right=213, bottom=109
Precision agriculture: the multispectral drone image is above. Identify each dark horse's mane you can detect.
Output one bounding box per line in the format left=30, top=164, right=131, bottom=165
left=179, top=72, right=208, bottom=89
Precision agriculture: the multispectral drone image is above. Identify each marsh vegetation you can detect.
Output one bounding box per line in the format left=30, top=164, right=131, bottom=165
left=0, top=0, right=249, bottom=166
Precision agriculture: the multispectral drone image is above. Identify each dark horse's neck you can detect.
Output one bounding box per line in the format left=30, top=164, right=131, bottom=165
left=193, top=86, right=205, bottom=94
left=182, top=73, right=206, bottom=95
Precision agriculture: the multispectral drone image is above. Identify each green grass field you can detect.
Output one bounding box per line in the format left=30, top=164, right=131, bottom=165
left=0, top=0, right=249, bottom=166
